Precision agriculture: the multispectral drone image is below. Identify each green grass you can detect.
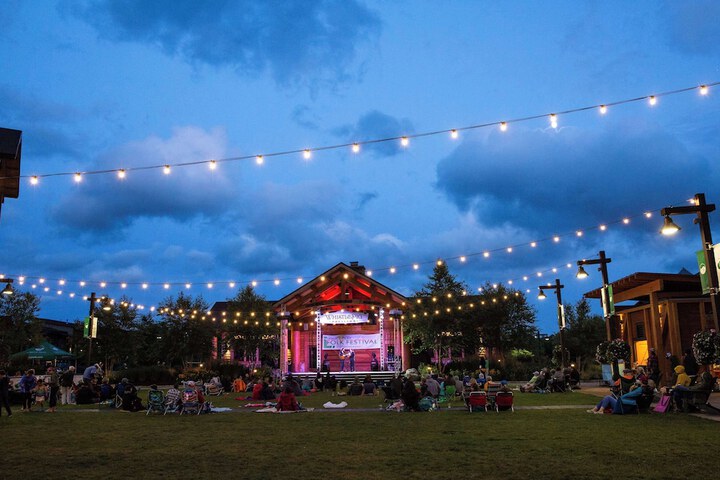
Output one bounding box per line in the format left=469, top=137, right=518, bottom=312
left=4, top=390, right=720, bottom=480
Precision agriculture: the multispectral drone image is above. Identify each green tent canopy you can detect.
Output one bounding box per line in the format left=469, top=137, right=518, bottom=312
left=11, top=341, right=74, bottom=361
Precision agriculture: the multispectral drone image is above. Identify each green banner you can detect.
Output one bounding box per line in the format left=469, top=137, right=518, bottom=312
left=83, top=316, right=90, bottom=338
left=697, top=250, right=710, bottom=294
left=608, top=285, right=615, bottom=315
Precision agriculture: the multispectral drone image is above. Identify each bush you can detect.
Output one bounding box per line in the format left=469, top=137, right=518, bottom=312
left=692, top=330, right=720, bottom=365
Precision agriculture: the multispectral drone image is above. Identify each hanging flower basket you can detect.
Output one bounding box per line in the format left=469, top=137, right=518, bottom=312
left=691, top=330, right=719, bottom=366
left=595, top=341, right=610, bottom=364
left=605, top=339, right=631, bottom=363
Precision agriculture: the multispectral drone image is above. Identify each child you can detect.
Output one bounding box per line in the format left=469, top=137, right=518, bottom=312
left=34, top=379, right=49, bottom=412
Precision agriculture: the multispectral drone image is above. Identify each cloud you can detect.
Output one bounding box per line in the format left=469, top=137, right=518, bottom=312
left=66, top=0, right=381, bottom=87
left=435, top=123, right=716, bottom=233
left=660, top=1, right=720, bottom=56
left=51, top=126, right=237, bottom=234
left=333, top=110, right=415, bottom=157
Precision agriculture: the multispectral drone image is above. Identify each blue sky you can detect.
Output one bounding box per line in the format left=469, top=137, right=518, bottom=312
left=1, top=1, right=720, bottom=333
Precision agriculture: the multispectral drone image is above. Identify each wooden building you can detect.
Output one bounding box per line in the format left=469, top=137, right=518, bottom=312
left=272, top=262, right=409, bottom=375
left=585, top=272, right=715, bottom=378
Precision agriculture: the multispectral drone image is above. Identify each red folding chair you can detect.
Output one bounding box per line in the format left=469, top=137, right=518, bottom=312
left=494, top=391, right=514, bottom=412
left=466, top=391, right=487, bottom=412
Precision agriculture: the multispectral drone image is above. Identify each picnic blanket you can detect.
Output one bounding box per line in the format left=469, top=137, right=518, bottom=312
left=323, top=401, right=348, bottom=409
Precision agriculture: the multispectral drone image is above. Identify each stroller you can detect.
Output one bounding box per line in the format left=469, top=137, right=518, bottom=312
left=146, top=389, right=165, bottom=415
left=180, top=388, right=201, bottom=415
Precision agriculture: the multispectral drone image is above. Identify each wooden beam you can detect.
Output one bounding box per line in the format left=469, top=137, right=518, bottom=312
left=612, top=279, right=663, bottom=303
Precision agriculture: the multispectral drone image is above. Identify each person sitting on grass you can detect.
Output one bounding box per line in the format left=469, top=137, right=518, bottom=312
left=587, top=381, right=650, bottom=414
left=75, top=382, right=98, bottom=405
left=401, top=378, right=420, bottom=411
left=520, top=371, right=540, bottom=393
left=277, top=386, right=299, bottom=411
left=99, top=379, right=112, bottom=403
left=348, top=377, right=364, bottom=396
left=362, top=375, right=376, bottom=395
left=121, top=380, right=143, bottom=412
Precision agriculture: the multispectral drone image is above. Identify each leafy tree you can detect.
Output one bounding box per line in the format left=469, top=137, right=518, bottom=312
left=404, top=264, right=472, bottom=369
left=224, top=286, right=277, bottom=366
left=474, top=282, right=537, bottom=361
left=155, top=292, right=213, bottom=367
left=93, top=295, right=141, bottom=371
left=0, top=290, right=42, bottom=363
left=550, top=298, right=606, bottom=370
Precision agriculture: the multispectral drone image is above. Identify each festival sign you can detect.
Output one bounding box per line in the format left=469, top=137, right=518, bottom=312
left=318, top=312, right=369, bottom=325
left=322, top=334, right=380, bottom=350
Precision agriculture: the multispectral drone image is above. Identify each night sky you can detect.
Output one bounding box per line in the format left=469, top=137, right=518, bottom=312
left=1, top=1, right=719, bottom=333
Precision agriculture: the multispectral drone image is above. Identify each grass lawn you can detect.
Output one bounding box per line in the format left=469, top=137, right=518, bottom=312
left=4, top=390, right=720, bottom=480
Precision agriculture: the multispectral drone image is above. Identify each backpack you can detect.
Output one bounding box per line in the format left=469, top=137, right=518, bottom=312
left=418, top=396, right=435, bottom=412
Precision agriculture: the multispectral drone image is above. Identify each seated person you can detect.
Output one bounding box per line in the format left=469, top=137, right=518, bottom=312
left=121, top=381, right=143, bottom=411
left=99, top=379, right=112, bottom=402
left=314, top=373, right=324, bottom=391
left=348, top=377, right=364, bottom=396
left=362, top=376, right=377, bottom=395
left=568, top=366, right=581, bottom=388
left=484, top=375, right=497, bottom=392
left=588, top=382, right=645, bottom=414
left=401, top=378, right=420, bottom=411
left=468, top=378, right=481, bottom=392
left=251, top=379, right=264, bottom=400
left=75, top=383, right=99, bottom=405
left=277, top=386, right=299, bottom=411
left=165, top=383, right=181, bottom=408
left=520, top=371, right=541, bottom=393
left=233, top=377, right=247, bottom=393
left=498, top=380, right=512, bottom=393
left=259, top=381, right=276, bottom=401
left=614, top=369, right=637, bottom=394
left=301, top=376, right=314, bottom=392
left=674, top=365, right=713, bottom=411
left=283, top=375, right=303, bottom=397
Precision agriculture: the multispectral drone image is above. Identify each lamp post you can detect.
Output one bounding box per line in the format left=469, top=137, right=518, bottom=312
left=86, top=293, right=98, bottom=364
left=538, top=278, right=566, bottom=368
left=660, top=193, right=719, bottom=330
left=576, top=250, right=615, bottom=340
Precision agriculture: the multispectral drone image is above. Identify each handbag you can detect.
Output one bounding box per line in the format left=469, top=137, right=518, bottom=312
left=653, top=394, right=671, bottom=413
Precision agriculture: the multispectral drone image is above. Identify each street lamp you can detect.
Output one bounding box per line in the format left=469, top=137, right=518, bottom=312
left=538, top=278, right=567, bottom=368
left=576, top=250, right=615, bottom=340
left=85, top=292, right=99, bottom=364
left=1, top=278, right=14, bottom=295
left=660, top=193, right=719, bottom=330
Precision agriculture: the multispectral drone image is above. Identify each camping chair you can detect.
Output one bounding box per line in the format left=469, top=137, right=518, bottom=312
left=438, top=385, right=457, bottom=408
left=494, top=391, right=514, bottom=412
left=163, top=389, right=181, bottom=415
left=466, top=391, right=487, bottom=413
left=705, top=391, right=720, bottom=413
left=613, top=387, right=644, bottom=415
left=205, top=383, right=224, bottom=396
left=146, top=389, right=165, bottom=416
left=180, top=389, right=201, bottom=415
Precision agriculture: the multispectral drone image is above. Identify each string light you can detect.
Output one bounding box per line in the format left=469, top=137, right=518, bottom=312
left=256, top=155, right=264, bottom=165
left=209, top=160, right=217, bottom=170
left=303, top=149, right=312, bottom=160
left=117, top=169, right=126, bottom=179
left=8, top=82, right=718, bottom=186
left=500, top=122, right=508, bottom=132
left=30, top=176, right=39, bottom=185
left=74, top=173, right=82, bottom=183
left=400, top=136, right=410, bottom=147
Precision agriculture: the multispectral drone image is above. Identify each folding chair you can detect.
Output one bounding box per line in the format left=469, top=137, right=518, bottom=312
left=494, top=391, right=514, bottom=412
left=466, top=391, right=487, bottom=413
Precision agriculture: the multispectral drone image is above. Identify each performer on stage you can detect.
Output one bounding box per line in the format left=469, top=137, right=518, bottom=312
left=322, top=353, right=331, bottom=372
left=349, top=349, right=356, bottom=372
left=370, top=353, right=379, bottom=371
left=339, top=348, right=349, bottom=372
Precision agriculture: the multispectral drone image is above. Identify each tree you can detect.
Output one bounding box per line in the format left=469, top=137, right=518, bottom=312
left=474, top=282, right=537, bottom=361
left=551, top=298, right=606, bottom=370
left=93, top=295, right=141, bottom=371
left=404, top=264, right=472, bottom=370
left=155, top=292, right=213, bottom=367
left=224, top=286, right=277, bottom=366
left=0, top=290, right=42, bottom=363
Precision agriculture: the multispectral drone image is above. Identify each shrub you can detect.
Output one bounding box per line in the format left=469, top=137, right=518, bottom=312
left=692, top=330, right=720, bottom=365
left=109, top=365, right=177, bottom=385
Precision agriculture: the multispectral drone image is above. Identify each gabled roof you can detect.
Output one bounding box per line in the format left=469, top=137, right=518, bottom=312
left=272, top=262, right=408, bottom=313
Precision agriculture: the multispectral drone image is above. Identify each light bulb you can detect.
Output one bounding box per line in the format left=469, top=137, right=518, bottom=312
left=549, top=114, right=558, bottom=128
left=121, top=283, right=127, bottom=289
left=164, top=283, right=170, bottom=289
left=74, top=173, right=82, bottom=183
left=352, top=143, right=360, bottom=153
left=390, top=267, right=396, bottom=274
left=163, top=165, right=171, bottom=175
left=117, top=169, right=126, bottom=179
left=648, top=96, right=657, bottom=106
left=256, top=155, right=264, bottom=165
left=576, top=231, right=583, bottom=237
left=700, top=85, right=708, bottom=96
left=30, top=176, right=39, bottom=185
left=599, top=224, right=607, bottom=231
left=500, top=122, right=508, bottom=132
left=483, top=252, right=490, bottom=258
left=209, top=160, right=217, bottom=170
left=623, top=218, right=630, bottom=224
left=506, top=247, right=512, bottom=253
left=400, top=136, right=409, bottom=147
left=303, top=149, right=311, bottom=160
left=553, top=236, right=560, bottom=242
left=450, top=129, right=459, bottom=139
left=460, top=256, right=466, bottom=262
left=599, top=105, right=607, bottom=115
left=413, top=264, right=419, bottom=270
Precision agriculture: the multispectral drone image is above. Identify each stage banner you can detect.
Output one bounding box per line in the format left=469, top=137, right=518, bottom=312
left=322, top=334, right=380, bottom=350
left=318, top=312, right=369, bottom=325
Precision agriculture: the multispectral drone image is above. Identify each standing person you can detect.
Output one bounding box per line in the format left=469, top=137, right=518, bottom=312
left=322, top=353, right=331, bottom=372
left=370, top=353, right=379, bottom=371
left=682, top=349, right=698, bottom=377
left=46, top=366, right=59, bottom=413
left=82, top=364, right=98, bottom=385
left=18, top=369, right=37, bottom=412
left=646, top=348, right=660, bottom=385
left=0, top=370, right=11, bottom=417
left=339, top=349, right=347, bottom=372
left=349, top=349, right=356, bottom=372
left=60, top=366, right=75, bottom=405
